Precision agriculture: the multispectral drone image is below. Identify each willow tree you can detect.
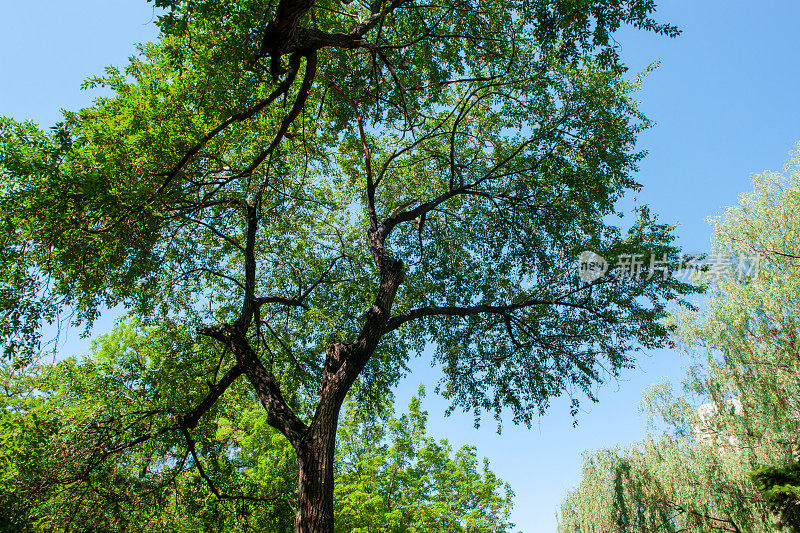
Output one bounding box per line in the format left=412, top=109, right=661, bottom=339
left=0, top=0, right=690, bottom=530
left=559, top=147, right=800, bottom=533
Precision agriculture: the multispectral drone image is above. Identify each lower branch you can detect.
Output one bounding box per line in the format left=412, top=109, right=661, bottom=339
left=199, top=324, right=308, bottom=446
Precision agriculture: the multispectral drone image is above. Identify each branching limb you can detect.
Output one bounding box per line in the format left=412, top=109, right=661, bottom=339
left=386, top=298, right=601, bottom=332
left=199, top=324, right=308, bottom=446
left=156, top=53, right=303, bottom=196
left=246, top=51, right=319, bottom=192
left=180, top=364, right=245, bottom=430
left=82, top=362, right=245, bottom=473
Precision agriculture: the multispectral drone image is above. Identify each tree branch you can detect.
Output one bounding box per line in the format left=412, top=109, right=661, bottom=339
left=182, top=426, right=289, bottom=503
left=180, top=364, right=245, bottom=430
left=241, top=50, right=319, bottom=187
left=330, top=82, right=378, bottom=230
left=386, top=298, right=601, bottom=332
left=83, top=363, right=245, bottom=473
left=199, top=324, right=308, bottom=446
left=156, top=54, right=302, bottom=196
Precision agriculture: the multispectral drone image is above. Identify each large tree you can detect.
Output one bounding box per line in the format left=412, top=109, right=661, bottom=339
left=1, top=0, right=691, bottom=530
left=558, top=147, right=800, bottom=533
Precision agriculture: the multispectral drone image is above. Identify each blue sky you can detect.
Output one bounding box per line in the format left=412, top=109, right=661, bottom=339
left=2, top=1, right=799, bottom=531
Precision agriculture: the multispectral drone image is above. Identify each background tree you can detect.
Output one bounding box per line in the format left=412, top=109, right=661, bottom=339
left=558, top=146, right=800, bottom=533
left=0, top=323, right=514, bottom=532
left=751, top=463, right=800, bottom=531
left=335, top=388, right=514, bottom=532
left=0, top=0, right=691, bottom=530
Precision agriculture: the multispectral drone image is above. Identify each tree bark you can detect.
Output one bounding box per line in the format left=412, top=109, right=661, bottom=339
left=295, top=401, right=340, bottom=533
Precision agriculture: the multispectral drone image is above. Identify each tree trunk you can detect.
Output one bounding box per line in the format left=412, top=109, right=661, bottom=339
left=295, top=403, right=339, bottom=533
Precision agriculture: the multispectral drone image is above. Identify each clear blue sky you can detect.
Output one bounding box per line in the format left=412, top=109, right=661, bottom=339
left=2, top=1, right=799, bottom=531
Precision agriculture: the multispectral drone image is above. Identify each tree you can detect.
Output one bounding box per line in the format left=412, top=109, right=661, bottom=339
left=335, top=388, right=514, bottom=532
left=751, top=463, right=800, bottom=531
left=0, top=0, right=691, bottom=530
left=558, top=146, right=800, bottom=532
left=0, top=325, right=513, bottom=532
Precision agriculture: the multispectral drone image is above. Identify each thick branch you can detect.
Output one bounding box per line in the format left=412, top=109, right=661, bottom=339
left=200, top=324, right=308, bottom=446
left=240, top=51, right=319, bottom=184
left=260, top=0, right=317, bottom=77
left=279, top=0, right=412, bottom=56
left=318, top=248, right=405, bottom=407
left=156, top=54, right=302, bottom=196
left=386, top=298, right=600, bottom=332
left=238, top=204, right=259, bottom=328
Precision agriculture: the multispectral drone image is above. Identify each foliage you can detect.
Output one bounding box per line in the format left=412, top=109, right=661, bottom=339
left=335, top=388, right=514, bottom=532
left=751, top=463, right=800, bottom=531
left=0, top=323, right=513, bottom=532
left=0, top=0, right=691, bottom=423
left=558, top=146, right=800, bottom=532
left=1, top=0, right=692, bottom=528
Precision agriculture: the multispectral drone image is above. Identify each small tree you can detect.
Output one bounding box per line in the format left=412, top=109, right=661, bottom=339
left=1, top=0, right=690, bottom=530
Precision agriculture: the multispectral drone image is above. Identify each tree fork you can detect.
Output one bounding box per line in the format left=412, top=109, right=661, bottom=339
left=293, top=249, right=405, bottom=531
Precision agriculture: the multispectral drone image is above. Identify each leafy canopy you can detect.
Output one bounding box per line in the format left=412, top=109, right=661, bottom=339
left=1, top=0, right=689, bottom=426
